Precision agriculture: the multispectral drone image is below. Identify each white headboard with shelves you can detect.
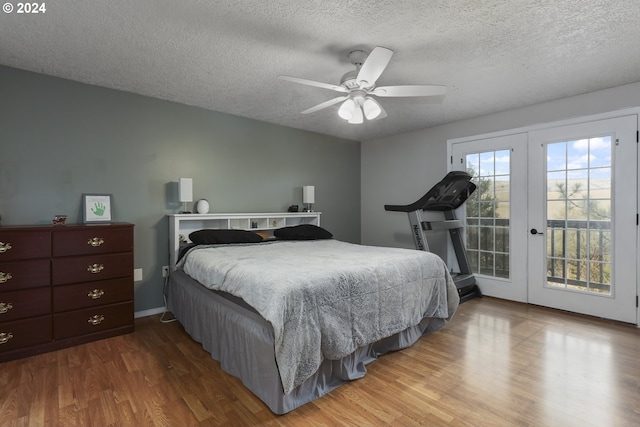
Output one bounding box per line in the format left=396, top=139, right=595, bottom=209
left=168, top=212, right=321, bottom=268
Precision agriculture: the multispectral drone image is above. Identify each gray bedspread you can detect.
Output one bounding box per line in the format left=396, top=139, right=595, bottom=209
left=179, top=239, right=458, bottom=394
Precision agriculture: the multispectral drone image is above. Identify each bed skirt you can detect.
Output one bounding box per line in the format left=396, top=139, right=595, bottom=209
left=167, top=269, right=447, bottom=414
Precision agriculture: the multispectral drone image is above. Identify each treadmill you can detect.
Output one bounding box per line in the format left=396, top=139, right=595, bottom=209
left=384, top=171, right=481, bottom=302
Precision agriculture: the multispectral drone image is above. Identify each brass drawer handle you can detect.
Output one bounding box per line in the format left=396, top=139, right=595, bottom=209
left=88, top=314, right=105, bottom=326
left=87, top=289, right=105, bottom=299
left=0, top=332, right=13, bottom=344
left=87, top=264, right=104, bottom=274
left=0, top=272, right=12, bottom=284
left=0, top=242, right=12, bottom=253
left=0, top=302, right=13, bottom=314
left=87, top=237, right=104, bottom=247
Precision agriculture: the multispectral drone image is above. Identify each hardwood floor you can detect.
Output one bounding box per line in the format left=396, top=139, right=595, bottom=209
left=1, top=297, right=639, bottom=426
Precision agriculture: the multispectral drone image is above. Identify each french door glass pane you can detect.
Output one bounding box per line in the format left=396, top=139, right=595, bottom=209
left=545, top=137, right=612, bottom=295
left=465, top=150, right=510, bottom=279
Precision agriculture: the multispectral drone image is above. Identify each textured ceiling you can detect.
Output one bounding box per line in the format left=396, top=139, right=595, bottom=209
left=2, top=0, right=640, bottom=141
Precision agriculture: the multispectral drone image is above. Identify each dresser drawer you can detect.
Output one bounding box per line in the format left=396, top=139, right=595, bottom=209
left=0, top=315, right=52, bottom=353
left=53, top=278, right=133, bottom=312
left=52, top=253, right=133, bottom=285
left=0, top=287, right=50, bottom=322
left=0, top=259, right=50, bottom=291
left=54, top=301, right=133, bottom=340
left=52, top=226, right=133, bottom=257
left=0, top=230, right=51, bottom=261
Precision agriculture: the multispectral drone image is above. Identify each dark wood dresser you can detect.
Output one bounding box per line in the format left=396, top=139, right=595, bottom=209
left=0, top=223, right=134, bottom=362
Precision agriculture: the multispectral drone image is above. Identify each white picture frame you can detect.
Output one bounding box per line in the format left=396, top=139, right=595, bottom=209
left=83, top=194, right=113, bottom=223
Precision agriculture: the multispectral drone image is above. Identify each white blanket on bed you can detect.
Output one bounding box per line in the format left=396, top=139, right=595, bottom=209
left=179, top=239, right=458, bottom=394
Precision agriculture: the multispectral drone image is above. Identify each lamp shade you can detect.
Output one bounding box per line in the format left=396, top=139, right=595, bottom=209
left=338, top=98, right=355, bottom=120
left=348, top=104, right=364, bottom=124
left=363, top=97, right=382, bottom=120
left=302, top=185, right=315, bottom=204
left=179, top=178, right=193, bottom=203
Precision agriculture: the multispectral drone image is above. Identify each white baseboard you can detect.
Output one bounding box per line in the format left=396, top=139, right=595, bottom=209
left=134, top=306, right=166, bottom=318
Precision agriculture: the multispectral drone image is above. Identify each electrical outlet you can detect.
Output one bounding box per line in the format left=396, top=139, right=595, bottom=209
left=162, top=265, right=170, bottom=277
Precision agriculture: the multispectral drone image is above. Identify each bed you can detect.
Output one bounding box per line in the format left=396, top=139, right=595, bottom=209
left=166, top=213, right=459, bottom=414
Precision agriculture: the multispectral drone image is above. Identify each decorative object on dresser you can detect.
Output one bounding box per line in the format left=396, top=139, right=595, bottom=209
left=82, top=194, right=113, bottom=223
left=0, top=223, right=134, bottom=362
left=52, top=215, right=68, bottom=225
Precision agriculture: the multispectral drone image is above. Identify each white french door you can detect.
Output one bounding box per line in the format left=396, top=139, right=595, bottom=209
left=451, top=115, right=638, bottom=323
left=528, top=116, right=637, bottom=323
left=451, top=133, right=528, bottom=302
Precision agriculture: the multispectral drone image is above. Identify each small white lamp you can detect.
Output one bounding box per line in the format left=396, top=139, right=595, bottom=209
left=179, top=178, right=193, bottom=213
left=303, top=185, right=315, bottom=212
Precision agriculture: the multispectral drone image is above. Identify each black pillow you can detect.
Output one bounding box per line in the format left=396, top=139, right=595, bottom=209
left=189, top=229, right=263, bottom=245
left=274, top=224, right=333, bottom=240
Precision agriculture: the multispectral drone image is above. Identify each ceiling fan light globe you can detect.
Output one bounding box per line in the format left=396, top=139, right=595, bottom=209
left=363, top=98, right=382, bottom=120
left=348, top=105, right=364, bottom=124
left=338, top=98, right=355, bottom=120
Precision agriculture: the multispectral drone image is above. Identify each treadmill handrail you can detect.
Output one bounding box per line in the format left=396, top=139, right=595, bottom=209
left=384, top=171, right=476, bottom=213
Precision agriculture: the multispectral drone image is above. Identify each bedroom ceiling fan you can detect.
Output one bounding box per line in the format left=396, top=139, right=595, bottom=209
left=278, top=46, right=446, bottom=124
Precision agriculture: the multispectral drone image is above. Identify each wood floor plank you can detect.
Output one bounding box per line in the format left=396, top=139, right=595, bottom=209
left=1, top=297, right=639, bottom=426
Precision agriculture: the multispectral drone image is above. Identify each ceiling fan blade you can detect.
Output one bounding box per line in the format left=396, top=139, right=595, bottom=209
left=372, top=85, right=447, bottom=97
left=278, top=75, right=348, bottom=93
left=356, top=47, right=393, bottom=88
left=301, top=96, right=349, bottom=114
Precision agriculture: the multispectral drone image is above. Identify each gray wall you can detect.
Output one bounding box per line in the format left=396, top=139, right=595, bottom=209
left=0, top=65, right=361, bottom=314
left=362, top=81, right=640, bottom=253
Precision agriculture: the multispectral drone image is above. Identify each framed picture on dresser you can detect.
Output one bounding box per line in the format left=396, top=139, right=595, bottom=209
left=82, top=194, right=113, bottom=223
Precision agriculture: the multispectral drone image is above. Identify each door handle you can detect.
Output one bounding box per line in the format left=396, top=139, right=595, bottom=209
left=530, top=228, right=544, bottom=235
